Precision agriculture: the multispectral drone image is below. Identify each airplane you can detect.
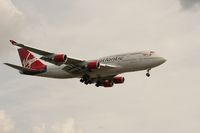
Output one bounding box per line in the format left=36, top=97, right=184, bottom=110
left=4, top=40, right=166, bottom=87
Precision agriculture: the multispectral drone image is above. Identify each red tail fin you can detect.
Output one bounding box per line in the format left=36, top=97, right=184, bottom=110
left=18, top=48, right=46, bottom=71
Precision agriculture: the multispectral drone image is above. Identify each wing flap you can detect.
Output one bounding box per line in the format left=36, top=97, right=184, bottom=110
left=62, top=63, right=119, bottom=73
left=66, top=58, right=85, bottom=65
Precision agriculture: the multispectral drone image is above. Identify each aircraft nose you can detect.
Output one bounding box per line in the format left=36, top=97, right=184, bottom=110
left=159, top=57, right=167, bottom=64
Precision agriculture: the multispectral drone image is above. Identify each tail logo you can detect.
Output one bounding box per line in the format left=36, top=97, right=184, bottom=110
left=22, top=53, right=37, bottom=69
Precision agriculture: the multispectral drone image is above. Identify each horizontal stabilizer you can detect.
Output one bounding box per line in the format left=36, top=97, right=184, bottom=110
left=4, top=63, right=45, bottom=75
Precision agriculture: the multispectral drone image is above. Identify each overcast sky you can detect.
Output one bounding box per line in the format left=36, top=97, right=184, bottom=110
left=0, top=0, right=200, bottom=133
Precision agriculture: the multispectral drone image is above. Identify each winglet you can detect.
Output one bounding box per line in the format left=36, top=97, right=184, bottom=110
left=10, top=40, right=17, bottom=45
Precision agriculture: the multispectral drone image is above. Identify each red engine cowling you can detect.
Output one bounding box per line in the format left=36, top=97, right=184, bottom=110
left=87, top=61, right=100, bottom=70
left=53, top=54, right=67, bottom=63
left=103, top=80, right=114, bottom=87
left=113, top=76, right=125, bottom=84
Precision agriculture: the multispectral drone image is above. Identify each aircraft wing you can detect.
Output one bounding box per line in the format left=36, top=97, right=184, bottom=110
left=10, top=40, right=85, bottom=65
left=10, top=40, right=52, bottom=56
left=9, top=40, right=119, bottom=73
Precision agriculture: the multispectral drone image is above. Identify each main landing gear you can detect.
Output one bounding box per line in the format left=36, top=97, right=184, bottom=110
left=95, top=81, right=102, bottom=87
left=146, top=69, right=151, bottom=77
left=80, top=75, right=102, bottom=87
left=80, top=74, right=92, bottom=85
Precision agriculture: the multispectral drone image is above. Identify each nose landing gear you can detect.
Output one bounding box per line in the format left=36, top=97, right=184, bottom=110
left=146, top=69, right=151, bottom=77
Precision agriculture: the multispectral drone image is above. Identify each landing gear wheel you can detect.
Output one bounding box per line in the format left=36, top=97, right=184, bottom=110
left=146, top=73, right=150, bottom=77
left=88, top=80, right=92, bottom=84
left=80, top=79, right=84, bottom=83
left=95, top=81, right=102, bottom=87
left=95, top=84, right=100, bottom=87
left=85, top=81, right=89, bottom=85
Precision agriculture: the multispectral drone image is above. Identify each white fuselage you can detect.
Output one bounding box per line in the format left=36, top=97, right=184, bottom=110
left=36, top=51, right=166, bottom=79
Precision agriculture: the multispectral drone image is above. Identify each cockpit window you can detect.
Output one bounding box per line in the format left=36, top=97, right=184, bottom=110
left=143, top=51, right=155, bottom=56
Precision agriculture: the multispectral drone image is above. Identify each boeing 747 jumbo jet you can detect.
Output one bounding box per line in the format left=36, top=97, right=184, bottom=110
left=5, top=40, right=166, bottom=87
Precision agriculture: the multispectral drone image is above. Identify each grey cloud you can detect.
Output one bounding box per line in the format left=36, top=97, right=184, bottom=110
left=0, top=110, right=15, bottom=133
left=1, top=0, right=200, bottom=133
left=180, top=0, right=200, bottom=9
left=0, top=0, right=26, bottom=55
left=0, top=110, right=83, bottom=133
left=32, top=118, right=83, bottom=133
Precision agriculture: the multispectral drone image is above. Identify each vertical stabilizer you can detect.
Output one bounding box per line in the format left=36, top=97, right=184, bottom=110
left=18, top=48, right=46, bottom=71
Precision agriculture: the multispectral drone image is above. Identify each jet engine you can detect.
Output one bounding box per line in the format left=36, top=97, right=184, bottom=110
left=103, top=80, right=114, bottom=87
left=53, top=54, right=67, bottom=63
left=113, top=76, right=125, bottom=84
left=87, top=61, right=100, bottom=70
